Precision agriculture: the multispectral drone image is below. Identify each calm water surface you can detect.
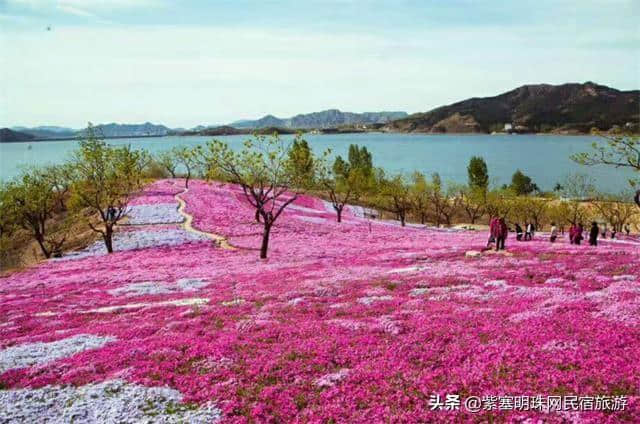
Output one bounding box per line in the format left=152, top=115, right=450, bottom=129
left=0, top=133, right=632, bottom=193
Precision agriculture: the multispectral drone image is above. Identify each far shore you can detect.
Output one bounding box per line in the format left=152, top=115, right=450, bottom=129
left=1, top=131, right=620, bottom=144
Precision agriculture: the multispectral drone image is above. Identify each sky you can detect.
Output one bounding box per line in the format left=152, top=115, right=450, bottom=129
left=1, top=0, right=638, bottom=129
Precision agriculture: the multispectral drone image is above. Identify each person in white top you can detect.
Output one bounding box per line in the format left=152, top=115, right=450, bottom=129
left=550, top=223, right=558, bottom=243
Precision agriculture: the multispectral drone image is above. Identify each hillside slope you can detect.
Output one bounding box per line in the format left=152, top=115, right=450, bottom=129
left=384, top=82, right=639, bottom=134
left=0, top=128, right=36, bottom=143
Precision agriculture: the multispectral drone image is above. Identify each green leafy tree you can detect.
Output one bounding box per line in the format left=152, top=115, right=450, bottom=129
left=457, top=185, right=486, bottom=224
left=70, top=124, right=147, bottom=253
left=4, top=168, right=69, bottom=258
left=332, top=144, right=374, bottom=180
left=572, top=131, right=640, bottom=206
left=510, top=196, right=549, bottom=230
left=427, top=180, right=461, bottom=228
left=467, top=156, right=489, bottom=191
left=287, top=137, right=315, bottom=189
left=409, top=171, right=430, bottom=224
left=0, top=183, right=16, bottom=240
left=317, top=152, right=368, bottom=223
left=593, top=192, right=638, bottom=233
left=201, top=133, right=308, bottom=259
left=347, top=145, right=373, bottom=177
left=510, top=169, right=538, bottom=195
left=173, top=146, right=199, bottom=188
left=379, top=174, right=412, bottom=227
left=484, top=189, right=515, bottom=220
left=156, top=150, right=178, bottom=178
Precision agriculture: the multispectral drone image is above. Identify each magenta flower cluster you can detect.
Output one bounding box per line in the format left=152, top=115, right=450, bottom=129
left=1, top=179, right=639, bottom=423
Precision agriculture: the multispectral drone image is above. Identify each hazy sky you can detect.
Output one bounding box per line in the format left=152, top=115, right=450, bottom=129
left=1, top=0, right=638, bottom=128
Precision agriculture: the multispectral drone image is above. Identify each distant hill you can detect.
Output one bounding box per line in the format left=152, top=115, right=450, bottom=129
left=9, top=122, right=171, bottom=140
left=231, top=109, right=408, bottom=129
left=11, top=126, right=76, bottom=139
left=0, top=128, right=36, bottom=143
left=80, top=122, right=170, bottom=138
left=383, top=82, right=639, bottom=134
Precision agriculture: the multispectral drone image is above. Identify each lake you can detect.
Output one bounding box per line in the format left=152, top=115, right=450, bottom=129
left=0, top=133, right=632, bottom=193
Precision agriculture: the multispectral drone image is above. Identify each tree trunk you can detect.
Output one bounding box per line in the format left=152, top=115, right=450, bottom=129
left=104, top=225, right=114, bottom=253
left=420, top=213, right=425, bottom=225
left=35, top=233, right=51, bottom=258
left=336, top=205, right=343, bottom=223
left=400, top=213, right=406, bottom=227
left=185, top=173, right=190, bottom=189
left=255, top=209, right=261, bottom=223
left=260, top=223, right=271, bottom=259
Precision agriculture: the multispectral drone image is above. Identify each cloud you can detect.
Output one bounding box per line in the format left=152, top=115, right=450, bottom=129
left=3, top=0, right=163, bottom=19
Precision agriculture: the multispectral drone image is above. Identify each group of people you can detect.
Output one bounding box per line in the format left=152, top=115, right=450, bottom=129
left=514, top=223, right=535, bottom=241
left=486, top=217, right=624, bottom=251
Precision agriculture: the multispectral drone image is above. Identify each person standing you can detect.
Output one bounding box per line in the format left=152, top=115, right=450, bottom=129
left=515, top=223, right=524, bottom=241
left=550, top=223, right=558, bottom=243
left=525, top=222, right=534, bottom=241
left=487, top=217, right=498, bottom=249
left=576, top=223, right=584, bottom=245
left=569, top=223, right=577, bottom=244
left=493, top=217, right=508, bottom=251
left=589, top=222, right=599, bottom=246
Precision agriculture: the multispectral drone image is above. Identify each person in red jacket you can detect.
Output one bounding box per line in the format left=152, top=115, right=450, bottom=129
left=490, top=217, right=508, bottom=251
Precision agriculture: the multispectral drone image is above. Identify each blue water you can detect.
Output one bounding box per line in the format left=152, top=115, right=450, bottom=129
left=0, top=133, right=632, bottom=193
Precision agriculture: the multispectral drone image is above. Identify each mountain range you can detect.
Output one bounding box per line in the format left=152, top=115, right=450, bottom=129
left=2, top=82, right=638, bottom=142
left=231, top=109, right=408, bottom=129
left=383, top=82, right=639, bottom=134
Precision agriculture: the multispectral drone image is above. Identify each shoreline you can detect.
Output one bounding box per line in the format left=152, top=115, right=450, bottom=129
left=0, top=131, right=620, bottom=144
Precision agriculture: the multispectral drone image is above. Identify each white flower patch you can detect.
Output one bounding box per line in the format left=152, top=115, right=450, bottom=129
left=321, top=200, right=337, bottom=214
left=287, top=297, right=305, bottom=306
left=612, top=275, right=637, bottom=282
left=410, top=288, right=429, bottom=297
left=123, top=203, right=184, bottom=225
left=177, top=278, right=209, bottom=291
left=0, top=379, right=222, bottom=423
left=593, top=300, right=640, bottom=326
left=386, top=266, right=428, bottom=274
left=544, top=278, right=566, bottom=285
left=508, top=309, right=554, bottom=323
left=541, top=340, right=580, bottom=352
left=221, top=298, right=246, bottom=307
left=59, top=230, right=209, bottom=260
left=83, top=298, right=209, bottom=314
left=377, top=315, right=402, bottom=335
left=328, top=319, right=366, bottom=331
left=109, top=281, right=173, bottom=297
left=315, top=369, right=350, bottom=388
left=0, top=334, right=115, bottom=373
left=484, top=280, right=508, bottom=289
left=285, top=203, right=326, bottom=215
left=357, top=295, right=393, bottom=305
left=295, top=215, right=327, bottom=225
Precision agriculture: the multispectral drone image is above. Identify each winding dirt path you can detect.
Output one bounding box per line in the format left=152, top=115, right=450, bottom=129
left=175, top=188, right=235, bottom=250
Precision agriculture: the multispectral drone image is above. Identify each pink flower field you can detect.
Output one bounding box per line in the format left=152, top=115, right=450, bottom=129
left=1, top=179, right=639, bottom=423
